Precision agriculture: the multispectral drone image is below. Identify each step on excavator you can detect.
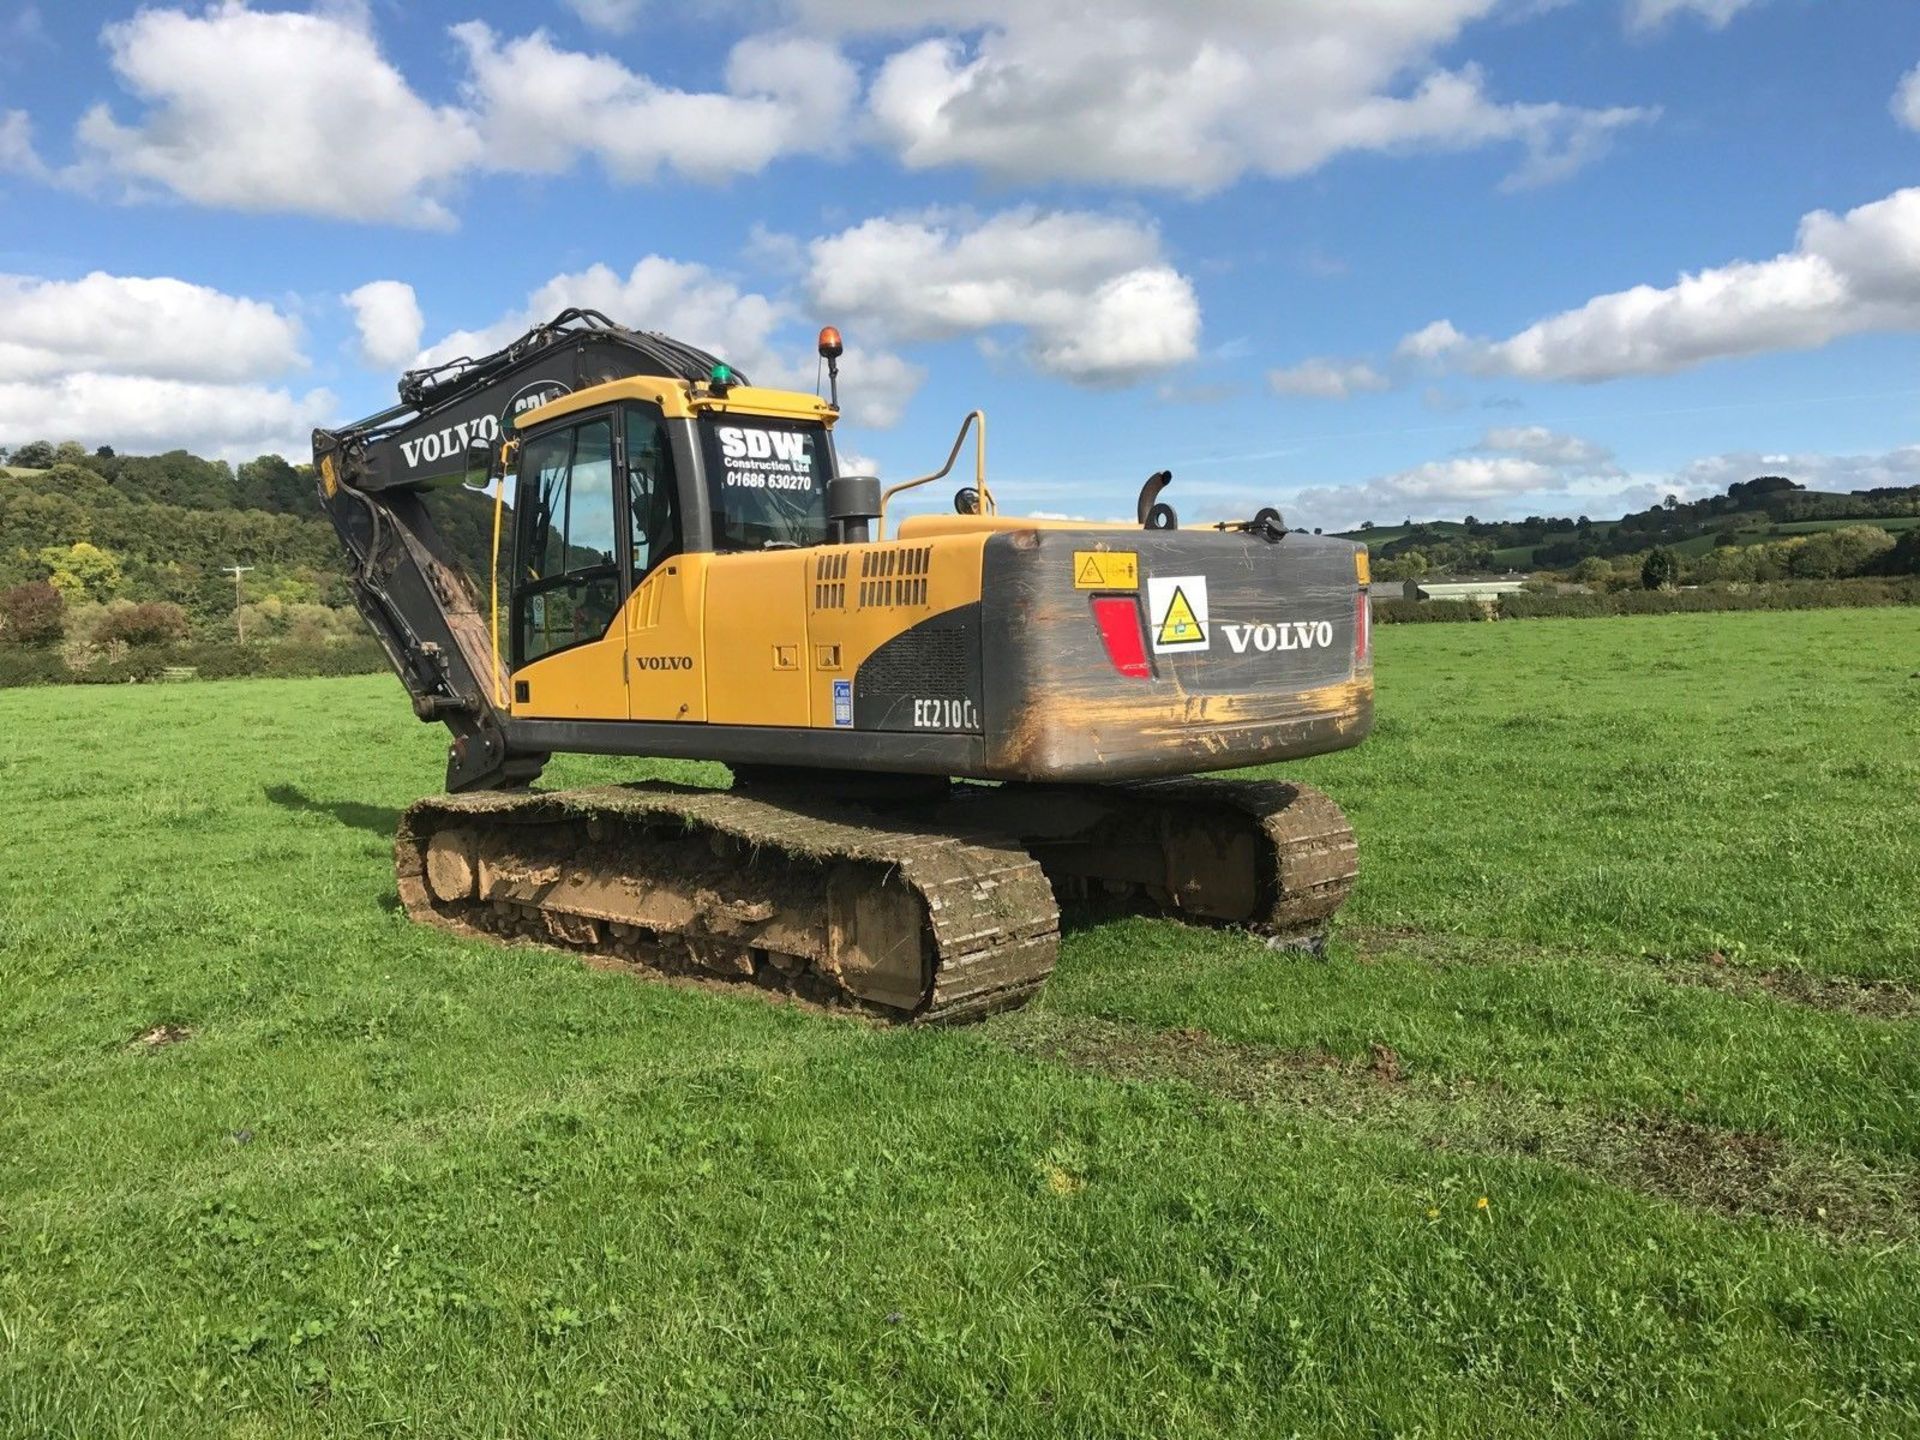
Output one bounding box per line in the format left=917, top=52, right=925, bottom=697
left=314, top=310, right=1373, bottom=1021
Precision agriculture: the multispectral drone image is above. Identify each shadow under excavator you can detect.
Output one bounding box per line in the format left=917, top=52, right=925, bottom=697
left=264, top=784, right=404, bottom=839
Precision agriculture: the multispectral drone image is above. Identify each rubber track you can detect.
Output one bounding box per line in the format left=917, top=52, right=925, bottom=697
left=393, top=783, right=1060, bottom=1022
left=1115, top=777, right=1359, bottom=933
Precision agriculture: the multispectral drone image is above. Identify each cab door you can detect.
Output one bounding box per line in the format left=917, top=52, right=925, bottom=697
left=623, top=403, right=705, bottom=722
left=509, top=412, right=628, bottom=720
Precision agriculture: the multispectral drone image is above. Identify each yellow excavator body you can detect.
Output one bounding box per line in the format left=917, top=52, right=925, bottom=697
left=314, top=310, right=1372, bottom=1020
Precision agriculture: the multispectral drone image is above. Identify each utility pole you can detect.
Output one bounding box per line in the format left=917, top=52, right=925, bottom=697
left=223, top=564, right=254, bottom=642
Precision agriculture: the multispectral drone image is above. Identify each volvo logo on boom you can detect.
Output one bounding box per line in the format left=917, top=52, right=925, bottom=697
left=1221, top=620, right=1335, bottom=655
left=396, top=380, right=572, bottom=471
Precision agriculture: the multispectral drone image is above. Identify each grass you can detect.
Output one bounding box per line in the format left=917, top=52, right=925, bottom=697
left=3, top=608, right=1920, bottom=1436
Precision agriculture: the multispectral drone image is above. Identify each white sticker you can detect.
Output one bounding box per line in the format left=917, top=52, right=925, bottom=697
left=911, top=697, right=981, bottom=730
left=1146, top=575, right=1210, bottom=653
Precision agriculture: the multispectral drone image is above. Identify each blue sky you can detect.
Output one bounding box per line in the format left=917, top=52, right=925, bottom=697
left=1, top=0, right=1916, bottom=529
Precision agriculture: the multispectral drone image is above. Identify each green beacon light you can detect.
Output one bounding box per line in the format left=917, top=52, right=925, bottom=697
left=709, top=362, right=735, bottom=389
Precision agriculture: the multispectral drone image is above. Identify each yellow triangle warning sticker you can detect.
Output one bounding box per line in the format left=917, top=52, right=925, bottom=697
left=1157, top=586, right=1203, bottom=646
left=1076, top=554, right=1104, bottom=586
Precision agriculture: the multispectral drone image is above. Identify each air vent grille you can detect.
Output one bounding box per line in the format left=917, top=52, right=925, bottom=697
left=856, top=546, right=932, bottom=609
left=812, top=551, right=848, bottom=610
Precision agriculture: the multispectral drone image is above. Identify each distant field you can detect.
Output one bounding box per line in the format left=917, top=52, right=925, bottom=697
left=1335, top=521, right=1470, bottom=546
left=1756, top=515, right=1920, bottom=537
left=1395, top=514, right=1916, bottom=570
left=4, top=609, right=1919, bottom=1436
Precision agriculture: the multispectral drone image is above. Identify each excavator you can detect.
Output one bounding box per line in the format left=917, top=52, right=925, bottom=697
left=313, top=309, right=1372, bottom=1021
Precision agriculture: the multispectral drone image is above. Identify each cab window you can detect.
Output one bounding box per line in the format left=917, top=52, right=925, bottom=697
left=514, top=416, right=619, bottom=665
left=699, top=416, right=830, bottom=550
left=626, top=406, right=681, bottom=583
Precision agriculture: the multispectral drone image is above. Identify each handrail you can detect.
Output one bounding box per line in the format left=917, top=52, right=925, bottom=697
left=488, top=467, right=507, bottom=707
left=878, top=410, right=992, bottom=539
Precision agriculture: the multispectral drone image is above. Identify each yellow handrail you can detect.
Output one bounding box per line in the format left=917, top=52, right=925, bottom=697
left=488, top=445, right=509, bottom=707
left=877, top=410, right=991, bottom=540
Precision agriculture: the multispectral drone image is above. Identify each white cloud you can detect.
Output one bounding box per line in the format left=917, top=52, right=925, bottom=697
left=34, top=1, right=1654, bottom=227
left=852, top=1, right=1652, bottom=191
left=75, top=4, right=482, bottom=228
left=1288, top=425, right=1621, bottom=528
left=344, top=281, right=425, bottom=371
left=0, top=110, right=45, bottom=178
left=0, top=272, right=304, bottom=383
left=453, top=25, right=856, bottom=184
left=1895, top=63, right=1920, bottom=133
left=0, top=268, right=321, bottom=462
left=565, top=0, right=648, bottom=32
left=1396, top=319, right=1468, bottom=359
left=0, top=375, right=335, bottom=463
left=1627, top=0, right=1763, bottom=30
left=1669, top=445, right=1920, bottom=496
left=806, top=208, right=1200, bottom=386
left=1407, top=185, right=1920, bottom=382
left=1480, top=425, right=1617, bottom=468
left=1284, top=433, right=1920, bottom=532
left=54, top=6, right=853, bottom=227
left=1293, top=454, right=1559, bottom=528
left=1268, top=358, right=1391, bottom=400
left=835, top=447, right=881, bottom=479
left=419, top=256, right=923, bottom=428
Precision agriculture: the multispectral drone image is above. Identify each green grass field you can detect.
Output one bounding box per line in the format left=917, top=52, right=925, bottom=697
left=4, top=609, right=1919, bottom=1436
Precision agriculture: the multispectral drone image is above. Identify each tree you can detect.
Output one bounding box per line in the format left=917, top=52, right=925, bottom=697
left=1728, top=475, right=1801, bottom=504
left=96, top=601, right=190, bottom=647
left=39, top=541, right=123, bottom=603
left=1641, top=547, right=1681, bottom=591
left=52, top=441, right=89, bottom=467
left=95, top=445, right=115, bottom=459
left=9, top=440, right=55, bottom=469
left=0, top=581, right=64, bottom=646
left=1873, top=528, right=1920, bottom=575
left=1573, top=556, right=1611, bottom=586
left=1787, top=525, right=1894, bottom=580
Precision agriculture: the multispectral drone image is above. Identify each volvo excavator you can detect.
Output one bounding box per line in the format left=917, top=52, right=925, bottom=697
left=314, top=309, right=1372, bottom=1021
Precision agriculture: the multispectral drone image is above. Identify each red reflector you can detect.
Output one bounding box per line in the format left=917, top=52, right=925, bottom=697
left=1090, top=596, right=1151, bottom=679
left=1354, top=590, right=1372, bottom=667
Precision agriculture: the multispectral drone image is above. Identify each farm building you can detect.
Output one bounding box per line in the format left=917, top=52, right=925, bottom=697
left=1402, top=576, right=1529, bottom=604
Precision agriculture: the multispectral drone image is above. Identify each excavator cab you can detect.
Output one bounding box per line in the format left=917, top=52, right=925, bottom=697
left=485, top=377, right=850, bottom=728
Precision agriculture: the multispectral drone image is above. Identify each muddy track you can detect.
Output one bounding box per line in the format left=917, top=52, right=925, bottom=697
left=391, top=777, right=1356, bottom=1022
left=397, top=784, right=1062, bottom=1022
left=992, top=1012, right=1920, bottom=1242
left=1349, top=926, right=1920, bottom=1023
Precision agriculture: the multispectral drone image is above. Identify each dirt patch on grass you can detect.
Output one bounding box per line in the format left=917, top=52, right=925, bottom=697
left=129, top=1023, right=191, bottom=1050
left=1349, top=926, right=1920, bottom=1022
left=1675, top=951, right=1920, bottom=1022
left=993, top=1012, right=1920, bottom=1242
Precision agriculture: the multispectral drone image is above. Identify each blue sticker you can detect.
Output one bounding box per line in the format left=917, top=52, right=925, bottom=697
left=832, top=678, right=853, bottom=727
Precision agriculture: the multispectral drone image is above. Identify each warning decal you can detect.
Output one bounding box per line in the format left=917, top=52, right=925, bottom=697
left=1145, top=575, right=1210, bottom=654
left=1072, top=550, right=1139, bottom=590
